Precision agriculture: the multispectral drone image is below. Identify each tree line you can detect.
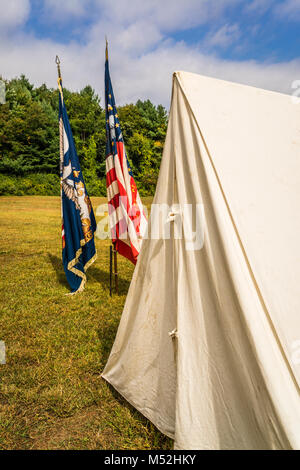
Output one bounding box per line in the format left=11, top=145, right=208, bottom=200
left=0, top=75, right=168, bottom=196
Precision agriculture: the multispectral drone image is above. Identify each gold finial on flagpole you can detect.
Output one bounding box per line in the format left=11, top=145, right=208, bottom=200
left=105, top=36, right=108, bottom=61
left=55, top=55, right=62, bottom=80
left=55, top=55, right=63, bottom=97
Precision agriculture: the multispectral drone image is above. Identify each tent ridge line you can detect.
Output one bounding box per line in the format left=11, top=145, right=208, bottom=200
left=174, top=72, right=300, bottom=396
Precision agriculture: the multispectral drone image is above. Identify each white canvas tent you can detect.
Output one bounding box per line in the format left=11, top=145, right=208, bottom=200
left=102, top=71, right=300, bottom=450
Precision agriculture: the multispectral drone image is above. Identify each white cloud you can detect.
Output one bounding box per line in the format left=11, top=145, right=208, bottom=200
left=203, top=24, right=241, bottom=49
left=0, top=0, right=30, bottom=30
left=110, top=44, right=300, bottom=106
left=247, top=0, right=300, bottom=21
left=82, top=1, right=244, bottom=60
left=91, top=0, right=241, bottom=32
left=107, top=21, right=163, bottom=55
left=1, top=30, right=300, bottom=109
left=42, top=0, right=89, bottom=18
left=274, top=0, right=300, bottom=20
left=1, top=0, right=300, bottom=109
left=245, top=0, right=275, bottom=14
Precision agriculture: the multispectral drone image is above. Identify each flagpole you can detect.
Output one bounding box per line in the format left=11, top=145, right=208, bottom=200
left=56, top=55, right=64, bottom=194
left=105, top=38, right=120, bottom=296
left=113, top=245, right=118, bottom=294
left=106, top=38, right=118, bottom=295
left=109, top=245, right=113, bottom=297
left=106, top=38, right=114, bottom=295
left=56, top=55, right=66, bottom=292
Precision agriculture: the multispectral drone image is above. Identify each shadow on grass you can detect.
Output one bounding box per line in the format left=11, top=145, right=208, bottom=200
left=88, top=265, right=131, bottom=295
left=96, top=318, right=173, bottom=448
left=103, top=381, right=173, bottom=449
left=48, top=253, right=69, bottom=288
left=97, top=318, right=121, bottom=365
left=47, top=254, right=130, bottom=294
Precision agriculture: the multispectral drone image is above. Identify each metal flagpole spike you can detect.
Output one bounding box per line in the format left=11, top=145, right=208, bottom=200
left=55, top=55, right=62, bottom=80
left=105, top=36, right=108, bottom=60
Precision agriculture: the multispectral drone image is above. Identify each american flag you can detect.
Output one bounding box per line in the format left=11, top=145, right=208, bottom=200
left=105, top=45, right=147, bottom=264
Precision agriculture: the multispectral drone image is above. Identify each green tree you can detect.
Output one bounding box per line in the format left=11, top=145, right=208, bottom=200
left=0, top=75, right=168, bottom=196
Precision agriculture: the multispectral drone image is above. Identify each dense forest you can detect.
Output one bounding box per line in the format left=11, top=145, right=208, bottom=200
left=0, top=75, right=168, bottom=196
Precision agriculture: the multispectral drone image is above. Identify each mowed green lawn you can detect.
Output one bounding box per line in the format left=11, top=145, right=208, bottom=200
left=0, top=196, right=172, bottom=450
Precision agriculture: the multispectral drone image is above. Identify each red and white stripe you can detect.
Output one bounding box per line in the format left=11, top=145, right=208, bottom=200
left=106, top=142, right=147, bottom=264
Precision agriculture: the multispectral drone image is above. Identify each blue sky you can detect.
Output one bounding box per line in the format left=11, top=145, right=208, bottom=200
left=25, top=1, right=300, bottom=62
left=1, top=0, right=300, bottom=107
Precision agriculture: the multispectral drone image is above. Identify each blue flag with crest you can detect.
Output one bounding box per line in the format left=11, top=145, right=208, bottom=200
left=58, top=78, right=97, bottom=293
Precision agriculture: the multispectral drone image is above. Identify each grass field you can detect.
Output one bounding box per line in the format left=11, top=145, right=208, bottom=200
left=0, top=196, right=172, bottom=450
